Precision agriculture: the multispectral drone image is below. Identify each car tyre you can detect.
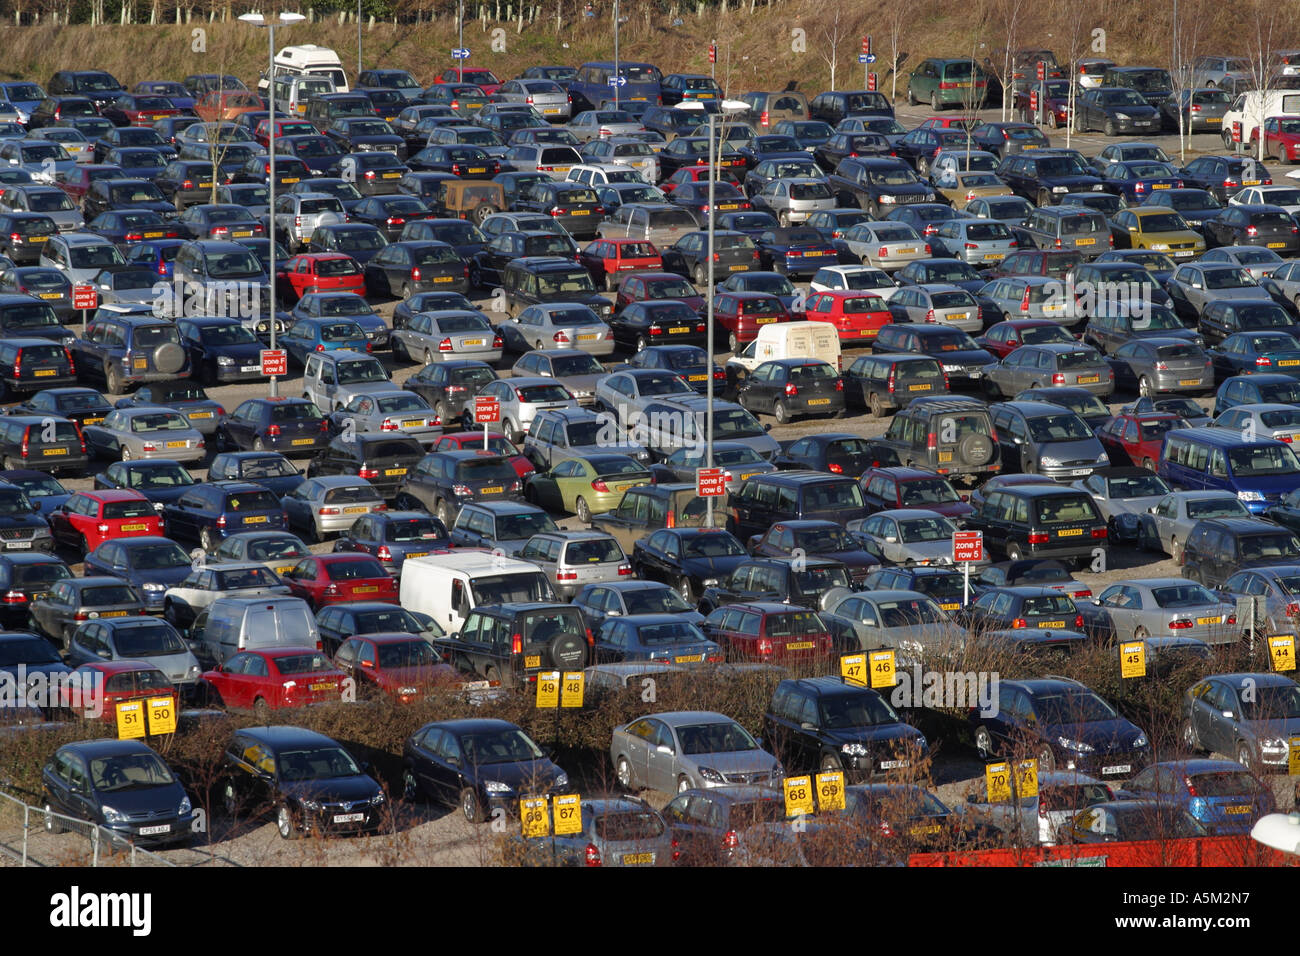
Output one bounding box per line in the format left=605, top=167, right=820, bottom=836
left=728, top=331, right=739, bottom=354
left=1138, top=375, right=1154, bottom=398
left=930, top=92, right=941, bottom=112
left=615, top=755, right=635, bottom=791
left=276, top=803, right=299, bottom=840
left=576, top=496, right=592, bottom=524
left=200, top=527, right=218, bottom=553
left=43, top=800, right=64, bottom=834
left=908, top=86, right=918, bottom=106
left=974, top=726, right=994, bottom=759
left=1104, top=118, right=1117, bottom=137
left=461, top=787, right=486, bottom=823
left=1182, top=719, right=1204, bottom=755
left=774, top=400, right=790, bottom=425
left=867, top=393, right=884, bottom=419
left=253, top=697, right=271, bottom=723
left=676, top=775, right=693, bottom=794
left=1036, top=743, right=1056, bottom=773
left=676, top=576, right=693, bottom=603
left=1169, top=535, right=1182, bottom=564
left=819, top=752, right=843, bottom=772
left=1236, top=741, right=1256, bottom=770
left=1006, top=543, right=1024, bottom=561
left=222, top=781, right=239, bottom=817
left=436, top=499, right=455, bottom=529
left=693, top=264, right=706, bottom=286
left=402, top=770, right=421, bottom=803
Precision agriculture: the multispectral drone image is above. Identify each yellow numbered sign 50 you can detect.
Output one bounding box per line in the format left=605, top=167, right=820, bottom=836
left=147, top=695, right=177, bottom=736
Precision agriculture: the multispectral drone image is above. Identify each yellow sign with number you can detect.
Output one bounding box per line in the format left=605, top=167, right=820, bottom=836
left=815, top=770, right=846, bottom=812
left=535, top=671, right=560, bottom=708
left=985, top=761, right=1011, bottom=802
left=115, top=700, right=145, bottom=739
left=1290, top=737, right=1300, bottom=776
left=1120, top=641, right=1146, bottom=679
left=783, top=775, right=814, bottom=816
left=1269, top=635, right=1296, bottom=673
left=561, top=671, right=584, bottom=708
left=147, top=695, right=177, bottom=736
left=553, top=793, right=582, bottom=835
left=840, top=653, right=867, bottom=687
left=869, top=649, right=896, bottom=689
left=520, top=796, right=550, bottom=837
left=1016, top=759, right=1039, bottom=799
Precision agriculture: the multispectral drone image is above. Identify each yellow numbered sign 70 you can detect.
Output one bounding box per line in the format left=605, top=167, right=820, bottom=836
left=553, top=794, right=582, bottom=835
left=783, top=775, right=814, bottom=816
left=520, top=796, right=550, bottom=837
left=535, top=671, right=560, bottom=708
left=115, top=700, right=145, bottom=739
left=869, top=649, right=896, bottom=689
left=985, top=761, right=1011, bottom=802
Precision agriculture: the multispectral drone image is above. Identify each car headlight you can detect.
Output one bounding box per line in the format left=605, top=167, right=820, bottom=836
left=398, top=685, right=418, bottom=697
left=702, top=577, right=720, bottom=588
left=217, top=356, right=235, bottom=365
left=1040, top=456, right=1060, bottom=467
left=1057, top=736, right=1095, bottom=753
left=1238, top=490, right=1265, bottom=502
left=554, top=771, right=569, bottom=789
left=841, top=742, right=870, bottom=756
left=101, top=805, right=126, bottom=824
left=142, top=583, right=166, bottom=592
left=878, top=195, right=897, bottom=204
left=1052, top=186, right=1068, bottom=193
left=301, top=798, right=322, bottom=811
left=483, top=780, right=512, bottom=794
left=916, top=735, right=928, bottom=750
left=636, top=450, right=649, bottom=461
left=696, top=766, right=725, bottom=782
left=1096, top=454, right=1111, bottom=464
left=187, top=664, right=200, bottom=678
left=179, top=795, right=192, bottom=816
left=1115, top=113, right=1130, bottom=120
left=370, top=791, right=385, bottom=805
left=1132, top=733, right=1149, bottom=749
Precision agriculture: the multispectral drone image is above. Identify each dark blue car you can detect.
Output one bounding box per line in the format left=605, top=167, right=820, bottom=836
left=162, top=480, right=288, bottom=552
left=0, top=469, right=72, bottom=518
left=207, top=451, right=305, bottom=498
left=1122, top=759, right=1274, bottom=835
left=1098, top=160, right=1185, bottom=203
left=93, top=459, right=199, bottom=510
left=331, top=510, right=450, bottom=576
left=0, top=554, right=72, bottom=629
left=82, top=536, right=194, bottom=612
left=176, top=315, right=267, bottom=385
left=753, top=226, right=838, bottom=278
left=592, top=613, right=723, bottom=664
left=124, top=238, right=186, bottom=280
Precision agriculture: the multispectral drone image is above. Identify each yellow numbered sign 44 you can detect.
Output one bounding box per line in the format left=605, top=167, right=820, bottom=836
left=783, top=775, right=815, bottom=817
left=535, top=671, right=560, bottom=709
left=869, top=649, right=896, bottom=689
left=553, top=793, right=582, bottom=835
left=1120, top=641, right=1146, bottom=679
left=1016, top=759, right=1039, bottom=799
left=147, top=695, right=177, bottom=736
left=840, top=653, right=867, bottom=687
left=985, top=761, right=1012, bottom=802
left=115, top=700, right=145, bottom=739
left=815, top=770, right=846, bottom=812
left=520, top=796, right=550, bottom=837
left=1269, top=635, right=1296, bottom=673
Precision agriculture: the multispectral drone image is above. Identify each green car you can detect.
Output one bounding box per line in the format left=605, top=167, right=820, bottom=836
left=523, top=454, right=653, bottom=522
left=907, top=58, right=989, bottom=111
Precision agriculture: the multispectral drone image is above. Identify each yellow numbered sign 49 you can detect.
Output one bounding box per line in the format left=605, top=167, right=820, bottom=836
left=815, top=770, right=845, bottom=812
left=520, top=796, right=550, bottom=837
left=869, top=649, right=896, bottom=689
left=783, top=775, right=814, bottom=817
left=535, top=671, right=560, bottom=709
left=553, top=793, right=582, bottom=835
left=1016, top=759, right=1039, bottom=799
left=1269, top=635, right=1296, bottom=673
left=1120, top=640, right=1146, bottom=679
left=561, top=671, right=584, bottom=708
left=985, top=761, right=1012, bottom=802
left=840, top=653, right=867, bottom=687
left=1290, top=737, right=1300, bottom=777
left=147, top=695, right=177, bottom=736
left=115, top=700, right=145, bottom=739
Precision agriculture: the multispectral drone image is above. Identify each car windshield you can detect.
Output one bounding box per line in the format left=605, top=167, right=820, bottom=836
left=1104, top=474, right=1169, bottom=499
left=684, top=533, right=746, bottom=557
left=1228, top=444, right=1300, bottom=477
left=676, top=720, right=758, bottom=754
left=0, top=637, right=61, bottom=666
left=127, top=543, right=190, bottom=571
left=277, top=746, right=362, bottom=781
left=114, top=623, right=186, bottom=656
left=636, top=622, right=706, bottom=646
left=1032, top=690, right=1117, bottom=724
left=1202, top=269, right=1256, bottom=290
left=622, top=588, right=693, bottom=614
left=460, top=729, right=545, bottom=765
left=819, top=691, right=900, bottom=729
left=794, top=565, right=851, bottom=592
left=336, top=360, right=387, bottom=385
left=895, top=517, right=955, bottom=543
left=90, top=752, right=175, bottom=792
left=899, top=479, right=960, bottom=506
left=875, top=597, right=947, bottom=626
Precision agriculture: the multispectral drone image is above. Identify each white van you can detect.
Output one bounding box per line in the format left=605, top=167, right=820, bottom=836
left=258, top=44, right=349, bottom=93
left=271, top=73, right=338, bottom=115
left=399, top=551, right=557, bottom=634
left=725, top=320, right=842, bottom=381
left=1223, top=89, right=1300, bottom=146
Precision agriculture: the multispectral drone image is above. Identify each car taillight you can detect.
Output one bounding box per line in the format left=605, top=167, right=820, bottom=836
left=557, top=569, right=578, bottom=581
left=1020, top=287, right=1032, bottom=312
left=722, top=829, right=738, bottom=849
left=1288, top=602, right=1300, bottom=616
left=834, top=378, right=843, bottom=391
left=266, top=424, right=281, bottom=437
left=1, top=589, right=26, bottom=604
left=553, top=330, right=570, bottom=344
left=1246, top=225, right=1258, bottom=237
left=714, top=369, right=725, bottom=380
left=926, top=431, right=937, bottom=450
left=215, top=514, right=226, bottom=530
left=1091, top=527, right=1107, bottom=539
left=1049, top=373, right=1065, bottom=385
left=320, top=420, right=331, bottom=433
left=924, top=308, right=936, bottom=323
left=784, top=382, right=798, bottom=397
left=671, top=838, right=681, bottom=862
left=1011, top=617, right=1027, bottom=629
left=19, top=428, right=29, bottom=458
left=181, top=179, right=193, bottom=189
left=617, top=563, right=633, bottom=576
left=1027, top=532, right=1049, bottom=544
left=11, top=350, right=20, bottom=378
left=1169, top=618, right=1193, bottom=629
left=757, top=638, right=773, bottom=655
left=319, top=506, right=340, bottom=515
left=438, top=337, right=454, bottom=353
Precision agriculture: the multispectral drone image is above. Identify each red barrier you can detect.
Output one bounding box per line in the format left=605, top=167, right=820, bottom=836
left=910, top=836, right=1292, bottom=867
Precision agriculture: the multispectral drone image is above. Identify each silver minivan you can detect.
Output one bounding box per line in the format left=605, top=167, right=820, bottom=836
left=518, top=530, right=630, bottom=601
left=189, top=594, right=320, bottom=666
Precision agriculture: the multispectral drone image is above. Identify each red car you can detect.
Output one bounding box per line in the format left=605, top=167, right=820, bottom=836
left=49, top=489, right=163, bottom=555
left=201, top=647, right=345, bottom=715
left=282, top=553, right=398, bottom=610
left=103, top=94, right=182, bottom=127
left=439, top=68, right=503, bottom=95
left=56, top=164, right=125, bottom=205
left=712, top=291, right=792, bottom=352
left=975, top=319, right=1078, bottom=359
left=858, top=466, right=974, bottom=521
left=660, top=165, right=743, bottom=195
left=1096, top=412, right=1186, bottom=470
left=61, top=661, right=174, bottom=719
left=917, top=116, right=979, bottom=131
left=578, top=238, right=664, bottom=291
left=701, top=601, right=834, bottom=663
left=614, top=271, right=705, bottom=314
left=254, top=116, right=318, bottom=148
left=276, top=253, right=366, bottom=302
left=430, top=431, right=534, bottom=478
left=333, top=633, right=471, bottom=703
left=804, top=290, right=894, bottom=343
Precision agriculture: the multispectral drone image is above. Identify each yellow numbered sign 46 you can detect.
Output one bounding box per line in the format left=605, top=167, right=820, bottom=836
left=147, top=695, right=177, bottom=736
left=1269, top=635, right=1296, bottom=673
left=520, top=796, right=550, bottom=837
left=840, top=653, right=867, bottom=687
left=869, top=649, right=896, bottom=689
left=553, top=793, right=582, bottom=835
left=783, top=775, right=814, bottom=817
left=815, top=770, right=846, bottom=812
left=1016, top=759, right=1039, bottom=799
left=985, top=761, right=1012, bottom=802
left=1120, top=641, right=1146, bottom=679
left=535, top=671, right=560, bottom=709
left=115, top=700, right=145, bottom=739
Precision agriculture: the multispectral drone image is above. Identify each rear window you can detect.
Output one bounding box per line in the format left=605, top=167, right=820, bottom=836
left=83, top=584, right=139, bottom=605
left=1059, top=215, right=1106, bottom=236
left=322, top=485, right=382, bottom=504
left=102, top=500, right=155, bottom=519
left=1022, top=594, right=1076, bottom=616
left=764, top=610, right=828, bottom=637
left=223, top=490, right=280, bottom=512
left=324, top=558, right=386, bottom=580
left=1034, top=496, right=1099, bottom=524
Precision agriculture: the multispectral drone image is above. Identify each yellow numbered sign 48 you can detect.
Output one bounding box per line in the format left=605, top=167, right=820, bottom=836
left=520, top=796, right=550, bottom=837
left=815, top=770, right=845, bottom=812
left=1269, top=635, right=1296, bottom=673
left=783, top=775, right=814, bottom=817
left=115, top=700, right=145, bottom=739
left=1016, top=759, right=1039, bottom=799
left=147, top=695, right=177, bottom=736
left=1120, top=641, right=1146, bottom=679
left=553, top=793, right=582, bottom=835
left=985, top=761, right=1012, bottom=802
left=561, top=671, right=584, bottom=708
left=869, top=649, right=896, bottom=689
left=535, top=671, right=560, bottom=709
left=840, top=653, right=867, bottom=687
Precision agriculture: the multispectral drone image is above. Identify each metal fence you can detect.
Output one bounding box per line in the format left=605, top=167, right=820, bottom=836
left=0, top=788, right=178, bottom=868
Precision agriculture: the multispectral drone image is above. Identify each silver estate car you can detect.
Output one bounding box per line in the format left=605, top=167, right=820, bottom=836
left=610, top=710, right=784, bottom=794
left=838, top=221, right=931, bottom=272
left=82, top=407, right=206, bottom=464
left=391, top=309, right=503, bottom=365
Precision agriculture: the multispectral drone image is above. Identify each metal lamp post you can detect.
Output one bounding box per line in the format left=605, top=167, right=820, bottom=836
left=613, top=0, right=621, bottom=109
left=357, top=0, right=363, bottom=77
left=240, top=11, right=305, bottom=399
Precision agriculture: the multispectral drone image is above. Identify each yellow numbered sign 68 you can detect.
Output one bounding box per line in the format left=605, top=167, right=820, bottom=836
left=1016, top=759, right=1039, bottom=799
left=985, top=761, right=1012, bottom=802
left=783, top=775, right=814, bottom=816
left=1269, top=635, right=1296, bottom=673
left=520, top=796, right=550, bottom=837
left=535, top=671, right=560, bottom=709
left=815, top=770, right=845, bottom=812
left=1120, top=641, right=1146, bottom=679
left=840, top=653, right=867, bottom=687
left=115, top=700, right=145, bottom=739
left=147, top=695, right=177, bottom=736
left=869, top=649, right=896, bottom=689
left=553, top=794, right=582, bottom=835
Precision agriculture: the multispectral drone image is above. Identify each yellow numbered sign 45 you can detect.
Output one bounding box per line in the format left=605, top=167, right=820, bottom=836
left=783, top=775, right=814, bottom=817
left=520, top=796, right=550, bottom=837
left=1120, top=641, right=1146, bottom=679
left=553, top=793, right=582, bottom=835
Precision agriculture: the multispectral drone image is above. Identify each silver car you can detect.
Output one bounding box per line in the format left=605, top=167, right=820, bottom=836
left=1070, top=467, right=1173, bottom=541
left=1229, top=185, right=1300, bottom=217
left=751, top=177, right=837, bottom=227
left=498, top=303, right=615, bottom=358
left=1199, top=245, right=1286, bottom=282
left=511, top=348, right=607, bottom=406
left=594, top=368, right=695, bottom=424
left=839, top=221, right=931, bottom=272
left=886, top=283, right=983, bottom=334
left=273, top=192, right=346, bottom=251
left=0, top=139, right=76, bottom=184
left=392, top=309, right=502, bottom=366
left=508, top=796, right=673, bottom=867
left=209, top=530, right=313, bottom=577
left=1106, top=337, right=1214, bottom=397
left=1090, top=578, right=1240, bottom=644
left=1166, top=263, right=1273, bottom=323
left=475, top=375, right=580, bottom=445
left=38, top=232, right=127, bottom=286
left=965, top=195, right=1035, bottom=227
left=568, top=110, right=644, bottom=144
left=28, top=127, right=94, bottom=165
left=67, top=616, right=202, bottom=694
left=809, top=264, right=898, bottom=297
left=497, top=79, right=571, bottom=121
left=329, top=388, right=442, bottom=444
left=979, top=276, right=1074, bottom=325
left=822, top=588, right=966, bottom=664
left=1212, top=403, right=1300, bottom=443
left=504, top=143, right=585, bottom=180
left=652, top=441, right=779, bottom=495
left=595, top=202, right=698, bottom=247
left=1138, top=489, right=1250, bottom=561
left=281, top=475, right=386, bottom=540
left=518, top=529, right=630, bottom=601
left=4, top=185, right=84, bottom=232
left=161, top=561, right=290, bottom=627
left=83, top=407, right=206, bottom=464
left=610, top=710, right=784, bottom=794
left=929, top=218, right=1018, bottom=266
left=849, top=509, right=963, bottom=567
left=986, top=343, right=1115, bottom=398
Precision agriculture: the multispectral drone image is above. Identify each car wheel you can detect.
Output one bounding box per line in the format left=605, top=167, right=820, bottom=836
left=436, top=499, right=455, bottom=529
left=908, top=86, right=918, bottom=106
left=1169, top=535, right=1182, bottom=564
left=916, top=156, right=930, bottom=177
left=105, top=363, right=124, bottom=395
left=1236, top=742, right=1256, bottom=770
left=930, top=92, right=941, bottom=112
left=402, top=770, right=421, bottom=804
left=119, top=444, right=132, bottom=461
left=401, top=282, right=413, bottom=300
left=819, top=752, right=843, bottom=772
left=252, top=437, right=267, bottom=452
left=504, top=418, right=522, bottom=444
left=200, top=527, right=218, bottom=553
left=676, top=576, right=693, bottom=603
left=222, top=781, right=239, bottom=817
left=676, top=775, right=693, bottom=794
left=576, top=496, right=592, bottom=524
left=1006, top=543, right=1024, bottom=561
left=43, top=800, right=64, bottom=834
left=1222, top=129, right=1235, bottom=150
left=276, top=803, right=299, bottom=840
left=867, top=393, right=884, bottom=419
left=1046, top=111, right=1058, bottom=130
left=1138, top=375, right=1154, bottom=398
left=424, top=349, right=436, bottom=366
left=1036, top=743, right=1056, bottom=773
left=1038, top=189, right=1052, bottom=207
left=0, top=457, right=16, bottom=471
left=774, top=400, right=790, bottom=425
left=78, top=535, right=90, bottom=559
left=1104, top=118, right=1117, bottom=137
left=973, top=726, right=994, bottom=758
left=253, top=697, right=271, bottom=723
left=728, top=331, right=739, bottom=354
left=693, top=264, right=706, bottom=286
left=777, top=210, right=791, bottom=228
left=1021, top=454, right=1036, bottom=475
left=615, top=755, right=634, bottom=791
left=461, top=787, right=486, bottom=823
left=1182, top=719, right=1204, bottom=755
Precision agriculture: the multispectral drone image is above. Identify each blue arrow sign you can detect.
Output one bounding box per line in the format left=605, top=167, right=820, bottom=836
left=858, top=53, right=876, bottom=64
left=607, top=75, right=628, bottom=87
left=451, top=48, right=471, bottom=59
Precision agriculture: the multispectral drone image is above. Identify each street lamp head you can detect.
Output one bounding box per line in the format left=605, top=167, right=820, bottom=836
left=238, top=11, right=305, bottom=25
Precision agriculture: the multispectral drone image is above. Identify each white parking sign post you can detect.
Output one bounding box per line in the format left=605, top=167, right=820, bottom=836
left=952, top=530, right=983, bottom=605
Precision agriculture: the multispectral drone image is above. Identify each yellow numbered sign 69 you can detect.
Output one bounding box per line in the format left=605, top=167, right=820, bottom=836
left=869, top=649, right=896, bottom=689
left=840, top=653, right=867, bottom=687
left=1120, top=641, right=1146, bottom=679
left=520, top=796, right=550, bottom=837
left=1290, top=737, right=1300, bottom=777
left=783, top=775, right=814, bottom=816
left=1269, top=635, right=1296, bottom=673
left=553, top=794, right=582, bottom=835
left=1016, top=759, right=1039, bottom=799
left=147, top=695, right=177, bottom=736
left=985, top=761, right=1012, bottom=802
left=535, top=671, right=560, bottom=708
left=115, top=700, right=145, bottom=739
left=815, top=770, right=846, bottom=812
left=561, top=671, right=584, bottom=708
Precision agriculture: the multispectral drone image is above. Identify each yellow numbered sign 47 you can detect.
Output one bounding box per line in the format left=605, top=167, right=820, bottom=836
left=985, top=761, right=1012, bottom=803
left=869, top=649, right=896, bottom=690
left=115, top=700, right=145, bottom=739
left=783, top=775, right=814, bottom=817
left=1120, top=641, right=1146, bottom=679
left=520, top=796, right=550, bottom=837
left=147, top=695, right=177, bottom=736
left=553, top=793, right=582, bottom=835
left=815, top=770, right=846, bottom=812
left=840, top=653, right=867, bottom=687
left=535, top=671, right=560, bottom=709
left=1016, top=759, right=1039, bottom=799
left=1269, top=635, right=1296, bottom=673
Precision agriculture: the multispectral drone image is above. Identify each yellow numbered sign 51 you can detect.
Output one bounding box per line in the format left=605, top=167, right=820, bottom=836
left=783, top=775, right=814, bottom=816
left=985, top=761, right=1011, bottom=803
left=520, top=796, right=550, bottom=837
left=1016, top=759, right=1039, bottom=799
left=115, top=700, right=145, bottom=740
left=815, top=770, right=845, bottom=812
left=553, top=793, right=582, bottom=835
left=869, top=649, right=896, bottom=689
left=1269, top=635, right=1296, bottom=673
left=535, top=671, right=560, bottom=709
left=147, top=695, right=177, bottom=736
left=840, top=653, right=867, bottom=687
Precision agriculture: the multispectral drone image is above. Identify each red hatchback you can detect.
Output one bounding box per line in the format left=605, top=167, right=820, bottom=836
left=701, top=602, right=834, bottom=663
left=282, top=553, right=398, bottom=610
left=276, top=253, right=366, bottom=302
left=201, top=647, right=346, bottom=715
left=578, top=238, right=664, bottom=291
left=429, top=431, right=535, bottom=478
left=804, top=290, right=894, bottom=344
left=975, top=319, right=1078, bottom=359
left=858, top=466, right=975, bottom=521
left=49, top=489, right=163, bottom=555
left=614, top=271, right=705, bottom=314
left=333, top=633, right=470, bottom=704
left=61, top=660, right=175, bottom=719
left=712, top=291, right=792, bottom=352
left=1095, top=412, right=1186, bottom=470
left=254, top=116, right=318, bottom=148
left=660, top=166, right=743, bottom=195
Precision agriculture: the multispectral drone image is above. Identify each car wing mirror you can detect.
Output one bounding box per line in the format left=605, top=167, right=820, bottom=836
left=655, top=744, right=674, bottom=755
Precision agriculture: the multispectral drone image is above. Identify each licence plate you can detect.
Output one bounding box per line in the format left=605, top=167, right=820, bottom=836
left=1225, top=805, right=1252, bottom=815
left=382, top=172, right=401, bottom=179
left=406, top=552, right=428, bottom=560
left=1244, top=180, right=1261, bottom=186
left=860, top=329, right=875, bottom=337
left=1057, top=528, right=1083, bottom=537
left=134, top=358, right=148, bottom=369
left=569, top=209, right=590, bottom=216
left=198, top=182, right=213, bottom=189
left=544, top=108, right=560, bottom=114
left=1208, top=117, right=1221, bottom=123
left=688, top=374, right=706, bottom=381
left=938, top=451, right=953, bottom=462
left=28, top=236, right=48, bottom=243
left=1196, top=616, right=1222, bottom=625
left=244, top=515, right=268, bottom=524
left=5, top=541, right=31, bottom=549
left=143, top=231, right=164, bottom=238
left=1102, top=765, right=1130, bottom=775
left=434, top=276, right=454, bottom=283
left=949, top=313, right=970, bottom=322
left=879, top=760, right=908, bottom=769
left=717, top=203, right=738, bottom=210
left=740, top=472, right=758, bottom=481
left=463, top=339, right=486, bottom=347
left=43, top=448, right=68, bottom=456
left=333, top=813, right=365, bottom=823
left=232, top=230, right=252, bottom=237
left=1075, top=238, right=1095, bottom=246
left=787, top=642, right=815, bottom=650
left=292, top=438, right=314, bottom=445
left=1179, top=378, right=1199, bottom=386
left=310, top=682, right=335, bottom=692
left=910, top=823, right=943, bottom=837
left=1152, top=183, right=1170, bottom=189
left=100, top=610, right=128, bottom=618
left=729, top=264, right=746, bottom=271
left=343, top=506, right=368, bottom=514
left=940, top=603, right=960, bottom=611
left=577, top=333, right=598, bottom=341
left=353, top=586, right=379, bottom=594
left=622, top=853, right=654, bottom=864
left=468, top=167, right=487, bottom=174
left=166, top=441, right=187, bottom=448
left=525, top=655, right=541, bottom=668
left=1040, top=621, right=1066, bottom=628
left=674, top=654, right=703, bottom=663
left=241, top=365, right=260, bottom=372
left=1077, top=375, right=1100, bottom=384
left=669, top=327, right=690, bottom=334
left=481, top=486, right=504, bottom=494
left=1268, top=242, right=1286, bottom=249
left=807, top=398, right=831, bottom=406
left=385, top=467, right=407, bottom=476
left=138, top=824, right=171, bottom=836
left=983, top=253, right=1005, bottom=260
left=189, top=411, right=213, bottom=419
left=897, top=247, right=917, bottom=255
left=909, top=384, right=931, bottom=392
left=34, top=369, right=56, bottom=377
left=275, top=565, right=295, bottom=575
left=755, top=316, right=777, bottom=324
left=121, top=523, right=149, bottom=531
left=1282, top=360, right=1300, bottom=367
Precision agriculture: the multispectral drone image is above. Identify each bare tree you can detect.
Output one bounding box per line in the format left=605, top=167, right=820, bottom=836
left=1241, top=0, right=1285, bottom=160
left=886, top=4, right=906, bottom=103
left=1167, top=0, right=1210, bottom=162
left=992, top=0, right=1028, bottom=122
left=815, top=7, right=847, bottom=93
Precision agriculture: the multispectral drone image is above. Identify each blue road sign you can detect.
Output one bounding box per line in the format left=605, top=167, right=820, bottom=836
left=451, top=48, right=471, bottom=59
left=858, top=53, right=876, bottom=64
left=608, top=75, right=628, bottom=87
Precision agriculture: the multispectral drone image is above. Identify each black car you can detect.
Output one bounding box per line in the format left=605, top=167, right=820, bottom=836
left=615, top=345, right=722, bottom=395
left=894, top=258, right=988, bottom=295
left=206, top=451, right=304, bottom=498
left=872, top=323, right=996, bottom=386
left=630, top=527, right=750, bottom=604
left=363, top=240, right=466, bottom=298
left=1198, top=301, right=1298, bottom=350
left=221, top=726, right=386, bottom=840
left=0, top=213, right=59, bottom=265
left=306, top=434, right=427, bottom=501
left=1178, top=155, right=1275, bottom=204
left=315, top=601, right=439, bottom=654
left=81, top=536, right=193, bottom=614
left=965, top=484, right=1109, bottom=567
left=406, top=143, right=498, bottom=178
left=1074, top=88, right=1162, bottom=136
left=1181, top=516, right=1300, bottom=589
left=331, top=510, right=450, bottom=577
left=606, top=301, right=706, bottom=352
left=393, top=449, right=523, bottom=525
left=11, top=388, right=110, bottom=431
left=216, top=397, right=329, bottom=456
left=399, top=216, right=488, bottom=262
left=752, top=227, right=838, bottom=278
left=349, top=195, right=435, bottom=243
left=728, top=471, right=870, bottom=543
left=995, top=150, right=1107, bottom=206
left=402, top=718, right=568, bottom=823
left=0, top=554, right=72, bottom=629
left=736, top=357, right=845, bottom=424
left=1204, top=204, right=1300, bottom=254
left=471, top=231, right=580, bottom=290
left=81, top=179, right=175, bottom=222
left=957, top=585, right=1087, bottom=635
left=439, top=602, right=588, bottom=687
left=747, top=518, right=883, bottom=585
left=304, top=223, right=390, bottom=266
left=93, top=459, right=200, bottom=510
left=401, top=359, right=498, bottom=426
left=391, top=290, right=482, bottom=331
left=0, top=414, right=87, bottom=475
left=660, top=230, right=757, bottom=285
left=825, top=157, right=938, bottom=217
left=175, top=315, right=266, bottom=385
left=697, top=556, right=853, bottom=615
left=0, top=336, right=76, bottom=399
left=323, top=117, right=405, bottom=157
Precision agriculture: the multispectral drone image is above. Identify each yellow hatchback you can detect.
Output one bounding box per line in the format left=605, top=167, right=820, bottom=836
left=524, top=454, right=653, bottom=523
left=1112, top=207, right=1206, bottom=259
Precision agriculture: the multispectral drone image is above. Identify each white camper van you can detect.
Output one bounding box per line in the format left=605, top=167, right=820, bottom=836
left=399, top=551, right=557, bottom=634
left=258, top=44, right=349, bottom=93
